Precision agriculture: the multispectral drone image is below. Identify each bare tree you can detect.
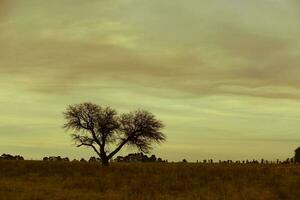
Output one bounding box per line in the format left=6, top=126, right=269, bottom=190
left=63, top=102, right=166, bottom=166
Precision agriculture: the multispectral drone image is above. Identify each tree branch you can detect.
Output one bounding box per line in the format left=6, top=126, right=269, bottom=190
left=77, top=143, right=101, bottom=157
left=107, top=138, right=129, bottom=159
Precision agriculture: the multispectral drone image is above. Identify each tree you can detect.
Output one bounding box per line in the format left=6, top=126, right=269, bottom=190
left=63, top=102, right=166, bottom=166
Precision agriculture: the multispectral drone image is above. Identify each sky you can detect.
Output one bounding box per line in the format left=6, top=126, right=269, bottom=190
left=0, top=0, right=300, bottom=161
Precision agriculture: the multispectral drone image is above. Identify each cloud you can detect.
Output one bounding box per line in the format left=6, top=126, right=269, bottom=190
left=0, top=0, right=299, bottom=101
left=0, top=0, right=14, bottom=22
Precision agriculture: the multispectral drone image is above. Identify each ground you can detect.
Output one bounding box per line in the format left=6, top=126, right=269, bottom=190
left=0, top=160, right=300, bottom=200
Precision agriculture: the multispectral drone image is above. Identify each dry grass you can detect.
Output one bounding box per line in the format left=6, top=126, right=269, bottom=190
left=0, top=160, right=300, bottom=200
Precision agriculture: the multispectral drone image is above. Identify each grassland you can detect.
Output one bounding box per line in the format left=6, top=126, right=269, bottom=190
left=0, top=160, right=300, bottom=200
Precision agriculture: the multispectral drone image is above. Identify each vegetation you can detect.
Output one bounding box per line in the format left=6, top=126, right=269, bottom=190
left=63, top=102, right=166, bottom=166
left=114, top=152, right=166, bottom=162
left=1, top=160, right=300, bottom=200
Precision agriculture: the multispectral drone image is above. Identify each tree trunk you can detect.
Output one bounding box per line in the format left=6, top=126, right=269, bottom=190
left=101, top=157, right=109, bottom=166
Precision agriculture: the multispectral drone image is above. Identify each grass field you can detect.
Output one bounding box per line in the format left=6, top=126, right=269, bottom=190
left=0, top=161, right=300, bottom=200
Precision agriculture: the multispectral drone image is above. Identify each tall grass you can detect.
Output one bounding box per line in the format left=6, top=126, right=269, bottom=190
left=0, top=160, right=300, bottom=200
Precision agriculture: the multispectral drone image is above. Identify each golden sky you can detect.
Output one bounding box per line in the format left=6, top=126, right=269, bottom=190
left=1, top=0, right=300, bottom=161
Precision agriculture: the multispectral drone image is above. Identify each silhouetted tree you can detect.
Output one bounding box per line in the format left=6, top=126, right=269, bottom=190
left=63, top=102, right=166, bottom=166
left=149, top=155, right=157, bottom=162
left=295, top=147, right=300, bottom=163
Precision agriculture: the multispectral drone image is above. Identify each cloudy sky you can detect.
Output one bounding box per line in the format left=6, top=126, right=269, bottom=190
left=0, top=0, right=300, bottom=161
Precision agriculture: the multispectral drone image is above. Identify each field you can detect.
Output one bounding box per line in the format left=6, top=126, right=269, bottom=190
left=0, top=161, right=300, bottom=200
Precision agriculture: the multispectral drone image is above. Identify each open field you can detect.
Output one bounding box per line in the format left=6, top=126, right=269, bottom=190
left=0, top=161, right=300, bottom=200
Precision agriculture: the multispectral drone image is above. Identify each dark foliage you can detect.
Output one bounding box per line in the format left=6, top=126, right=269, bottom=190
left=115, top=152, right=166, bottom=163
left=295, top=147, right=300, bottom=163
left=0, top=154, right=24, bottom=161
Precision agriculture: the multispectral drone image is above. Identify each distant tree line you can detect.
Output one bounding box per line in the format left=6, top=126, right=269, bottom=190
left=43, top=156, right=95, bottom=163
left=1, top=147, right=300, bottom=164
left=114, top=153, right=167, bottom=163
left=43, top=156, right=70, bottom=162
left=42, top=153, right=167, bottom=163
left=0, top=154, right=24, bottom=161
left=0, top=153, right=167, bottom=163
left=194, top=157, right=299, bottom=164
